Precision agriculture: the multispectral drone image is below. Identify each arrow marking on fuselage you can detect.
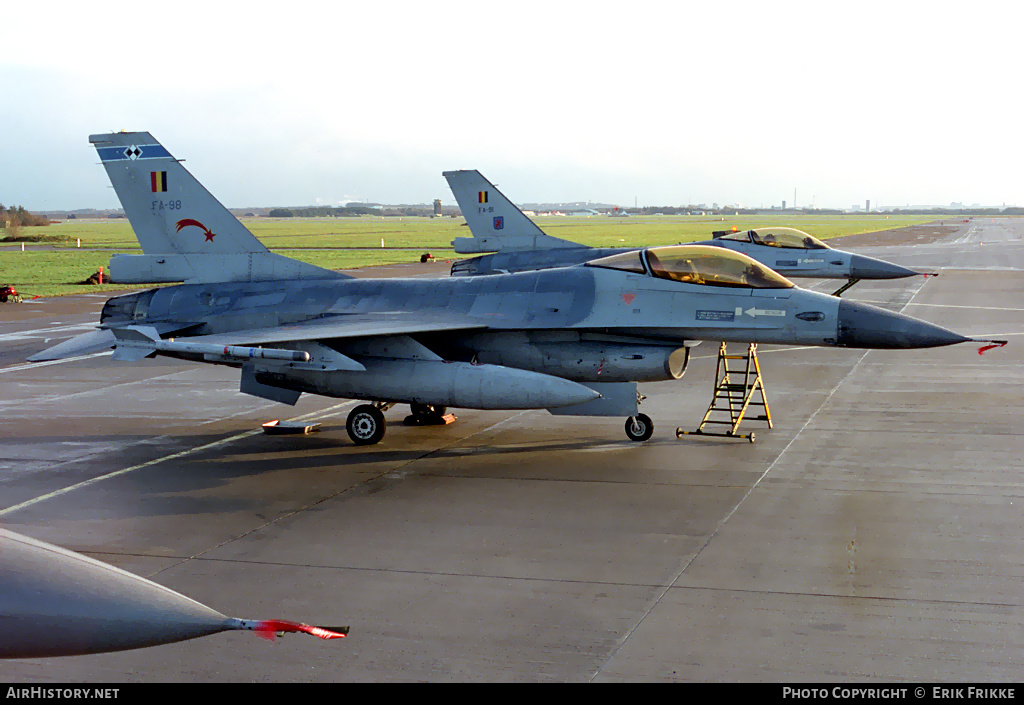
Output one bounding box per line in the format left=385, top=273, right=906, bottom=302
left=735, top=307, right=786, bottom=318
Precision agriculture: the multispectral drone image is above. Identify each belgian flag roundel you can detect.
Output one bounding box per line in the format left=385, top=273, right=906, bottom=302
left=151, top=171, right=168, bottom=193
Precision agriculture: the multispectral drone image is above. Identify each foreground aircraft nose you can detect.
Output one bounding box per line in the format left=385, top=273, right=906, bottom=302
left=0, top=528, right=346, bottom=658
left=836, top=299, right=969, bottom=349
left=849, top=253, right=919, bottom=279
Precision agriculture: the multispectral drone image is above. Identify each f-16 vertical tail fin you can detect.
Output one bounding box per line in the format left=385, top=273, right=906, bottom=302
left=89, top=132, right=346, bottom=284
left=443, top=169, right=580, bottom=254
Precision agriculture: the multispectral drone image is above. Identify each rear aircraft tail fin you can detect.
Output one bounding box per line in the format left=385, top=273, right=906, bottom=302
left=89, top=132, right=346, bottom=284
left=443, top=169, right=580, bottom=254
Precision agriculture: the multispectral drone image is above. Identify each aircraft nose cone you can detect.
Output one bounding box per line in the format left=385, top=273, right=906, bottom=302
left=837, top=299, right=970, bottom=349
left=849, top=253, right=919, bottom=279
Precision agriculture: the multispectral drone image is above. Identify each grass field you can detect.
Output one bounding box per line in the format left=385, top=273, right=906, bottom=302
left=0, top=214, right=941, bottom=298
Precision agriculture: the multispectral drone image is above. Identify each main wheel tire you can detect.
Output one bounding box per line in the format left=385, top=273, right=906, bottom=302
left=625, top=413, right=654, bottom=442
left=347, top=404, right=387, bottom=445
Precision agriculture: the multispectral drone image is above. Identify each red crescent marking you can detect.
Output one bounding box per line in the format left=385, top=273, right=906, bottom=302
left=175, top=218, right=216, bottom=242
left=175, top=218, right=205, bottom=232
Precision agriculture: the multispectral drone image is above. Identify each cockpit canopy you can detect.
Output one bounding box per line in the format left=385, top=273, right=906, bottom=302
left=586, top=245, right=795, bottom=289
left=715, top=227, right=829, bottom=250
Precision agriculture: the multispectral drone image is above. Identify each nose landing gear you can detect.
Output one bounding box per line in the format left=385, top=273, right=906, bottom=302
left=625, top=413, right=654, bottom=442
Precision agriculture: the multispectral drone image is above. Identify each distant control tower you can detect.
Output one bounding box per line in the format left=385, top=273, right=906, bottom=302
left=433, top=199, right=442, bottom=217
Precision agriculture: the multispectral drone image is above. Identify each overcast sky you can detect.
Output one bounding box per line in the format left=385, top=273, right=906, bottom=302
left=2, top=1, right=1020, bottom=211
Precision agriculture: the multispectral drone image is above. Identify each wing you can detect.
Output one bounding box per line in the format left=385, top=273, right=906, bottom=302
left=178, top=312, right=487, bottom=347
left=110, top=312, right=492, bottom=407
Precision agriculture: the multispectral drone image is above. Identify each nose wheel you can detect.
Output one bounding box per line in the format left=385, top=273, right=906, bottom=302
left=625, top=413, right=654, bottom=442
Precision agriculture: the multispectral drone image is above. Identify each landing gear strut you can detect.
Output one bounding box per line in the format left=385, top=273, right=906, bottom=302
left=406, top=403, right=447, bottom=422
left=404, top=402, right=457, bottom=426
left=831, top=277, right=860, bottom=297
left=410, top=402, right=445, bottom=419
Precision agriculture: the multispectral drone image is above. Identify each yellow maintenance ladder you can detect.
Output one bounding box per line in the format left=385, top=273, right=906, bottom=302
left=676, top=342, right=772, bottom=443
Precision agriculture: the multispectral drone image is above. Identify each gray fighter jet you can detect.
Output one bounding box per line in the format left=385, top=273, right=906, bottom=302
left=0, top=528, right=346, bottom=658
left=30, top=132, right=980, bottom=445
left=445, top=169, right=919, bottom=285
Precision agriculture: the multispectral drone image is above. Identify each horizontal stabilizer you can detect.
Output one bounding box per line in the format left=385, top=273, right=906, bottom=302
left=107, top=252, right=349, bottom=285
left=27, top=328, right=116, bottom=362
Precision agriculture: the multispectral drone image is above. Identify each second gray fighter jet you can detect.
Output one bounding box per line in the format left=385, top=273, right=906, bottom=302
left=444, top=170, right=919, bottom=283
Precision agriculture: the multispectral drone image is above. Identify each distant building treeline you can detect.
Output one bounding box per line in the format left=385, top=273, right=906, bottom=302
left=633, top=205, right=1024, bottom=216
left=269, top=204, right=1024, bottom=218
left=1, top=204, right=50, bottom=227
left=268, top=204, right=456, bottom=218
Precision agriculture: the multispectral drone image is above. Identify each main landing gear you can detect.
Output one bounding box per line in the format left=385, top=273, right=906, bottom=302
left=345, top=402, right=456, bottom=445
left=346, top=403, right=391, bottom=446
left=346, top=396, right=653, bottom=446
left=404, top=403, right=455, bottom=426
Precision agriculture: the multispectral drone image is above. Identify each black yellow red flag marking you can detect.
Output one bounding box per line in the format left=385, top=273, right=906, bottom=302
left=150, top=171, right=168, bottom=192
